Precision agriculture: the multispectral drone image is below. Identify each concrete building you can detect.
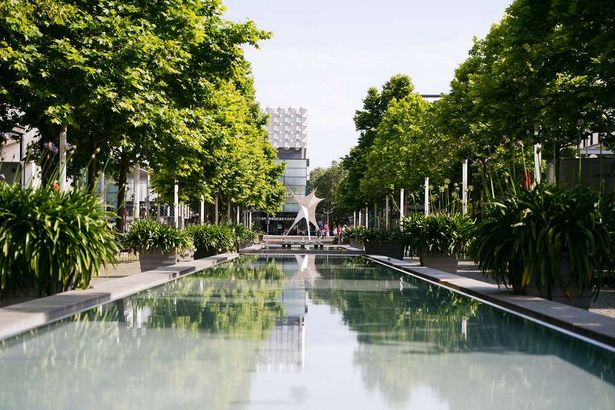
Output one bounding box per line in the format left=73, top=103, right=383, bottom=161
left=258, top=107, right=310, bottom=234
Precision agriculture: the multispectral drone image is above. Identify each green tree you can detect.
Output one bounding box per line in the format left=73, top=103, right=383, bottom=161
left=361, top=93, right=429, bottom=199
left=309, top=160, right=347, bottom=225
left=0, top=0, right=284, bottom=230
left=338, top=74, right=416, bottom=213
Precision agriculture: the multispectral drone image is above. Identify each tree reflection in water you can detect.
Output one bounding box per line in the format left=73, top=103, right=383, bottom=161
left=0, top=257, right=288, bottom=409
left=310, top=256, right=615, bottom=410
left=0, top=256, right=613, bottom=410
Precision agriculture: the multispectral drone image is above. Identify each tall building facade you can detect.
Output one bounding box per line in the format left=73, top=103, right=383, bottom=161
left=260, top=107, right=309, bottom=234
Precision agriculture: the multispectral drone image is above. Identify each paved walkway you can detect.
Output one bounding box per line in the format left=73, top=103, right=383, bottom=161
left=453, top=260, right=615, bottom=319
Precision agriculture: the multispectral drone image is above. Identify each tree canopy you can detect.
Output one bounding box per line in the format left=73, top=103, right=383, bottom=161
left=334, top=0, right=615, bottom=219
left=0, top=0, right=285, bottom=226
left=309, top=160, right=347, bottom=225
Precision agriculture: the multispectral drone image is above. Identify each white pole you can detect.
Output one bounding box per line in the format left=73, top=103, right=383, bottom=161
left=145, top=172, right=150, bottom=218
left=534, top=143, right=542, bottom=185
left=173, top=182, right=179, bottom=228
left=133, top=164, right=140, bottom=220
left=59, top=125, right=67, bottom=191
left=326, top=211, right=330, bottom=233
left=248, top=210, right=252, bottom=229
left=236, top=206, right=240, bottom=224
left=200, top=196, right=205, bottom=225
left=462, top=160, right=468, bottom=215
left=358, top=210, right=362, bottom=226
left=353, top=211, right=357, bottom=227
left=385, top=195, right=390, bottom=229
left=424, top=177, right=430, bottom=216
left=214, top=195, right=219, bottom=224
left=179, top=203, right=183, bottom=229
left=399, top=188, right=405, bottom=223
left=365, top=206, right=369, bottom=229
left=100, top=172, right=106, bottom=206
left=374, top=202, right=378, bottom=228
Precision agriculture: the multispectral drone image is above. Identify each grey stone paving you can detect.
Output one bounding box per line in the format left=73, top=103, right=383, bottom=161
left=454, top=260, right=615, bottom=319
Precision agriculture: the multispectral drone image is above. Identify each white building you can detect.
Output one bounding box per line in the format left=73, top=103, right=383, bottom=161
left=0, top=126, right=40, bottom=186
left=264, top=106, right=309, bottom=213
left=260, top=107, right=310, bottom=234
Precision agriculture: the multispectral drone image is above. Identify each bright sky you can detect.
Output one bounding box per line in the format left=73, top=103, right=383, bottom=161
left=223, top=0, right=513, bottom=170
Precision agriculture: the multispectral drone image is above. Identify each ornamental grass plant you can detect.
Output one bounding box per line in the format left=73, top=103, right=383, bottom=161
left=185, top=224, right=235, bottom=257
left=470, top=184, right=612, bottom=299
left=124, top=219, right=192, bottom=254
left=0, top=183, right=118, bottom=298
left=229, top=223, right=258, bottom=250
left=342, top=226, right=369, bottom=243
left=401, top=213, right=474, bottom=257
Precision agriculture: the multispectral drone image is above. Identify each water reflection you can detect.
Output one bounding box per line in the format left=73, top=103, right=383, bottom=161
left=309, top=256, right=615, bottom=409
left=0, top=255, right=613, bottom=410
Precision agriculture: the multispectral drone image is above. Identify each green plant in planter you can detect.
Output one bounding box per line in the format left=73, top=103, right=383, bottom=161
left=402, top=213, right=473, bottom=257
left=186, top=224, right=234, bottom=258
left=361, top=228, right=406, bottom=259
left=363, top=228, right=405, bottom=242
left=470, top=185, right=611, bottom=302
left=468, top=195, right=526, bottom=291
left=0, top=183, right=118, bottom=298
left=599, top=194, right=615, bottom=285
left=342, top=226, right=369, bottom=244
left=124, top=219, right=192, bottom=254
left=228, top=224, right=258, bottom=251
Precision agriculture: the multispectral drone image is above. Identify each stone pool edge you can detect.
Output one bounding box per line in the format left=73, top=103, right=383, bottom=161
left=367, top=255, right=615, bottom=350
left=0, top=253, right=238, bottom=341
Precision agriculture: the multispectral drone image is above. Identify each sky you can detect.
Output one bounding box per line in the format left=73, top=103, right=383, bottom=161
left=223, top=0, right=513, bottom=170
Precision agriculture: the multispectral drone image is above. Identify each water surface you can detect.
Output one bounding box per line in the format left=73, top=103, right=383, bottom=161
left=0, top=255, right=613, bottom=409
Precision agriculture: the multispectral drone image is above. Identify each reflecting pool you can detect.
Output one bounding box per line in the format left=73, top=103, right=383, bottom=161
left=0, top=255, right=614, bottom=409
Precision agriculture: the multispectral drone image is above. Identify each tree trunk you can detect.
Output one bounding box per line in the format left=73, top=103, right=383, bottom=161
left=87, top=157, right=97, bottom=193
left=116, top=151, right=129, bottom=232
left=554, top=134, right=560, bottom=185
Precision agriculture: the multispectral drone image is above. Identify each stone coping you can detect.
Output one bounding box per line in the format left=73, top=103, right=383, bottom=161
left=0, top=253, right=238, bottom=341
left=367, top=254, right=615, bottom=351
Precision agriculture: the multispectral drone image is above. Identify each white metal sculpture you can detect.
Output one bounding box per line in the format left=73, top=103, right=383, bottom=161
left=286, top=190, right=323, bottom=240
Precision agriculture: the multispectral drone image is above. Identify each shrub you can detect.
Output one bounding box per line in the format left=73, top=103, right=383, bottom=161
left=124, top=219, right=192, bottom=253
left=342, top=226, right=369, bottom=243
left=185, top=224, right=235, bottom=255
left=228, top=223, right=258, bottom=249
left=469, top=185, right=611, bottom=296
left=363, top=228, right=405, bottom=242
left=0, top=183, right=118, bottom=297
left=402, top=213, right=473, bottom=256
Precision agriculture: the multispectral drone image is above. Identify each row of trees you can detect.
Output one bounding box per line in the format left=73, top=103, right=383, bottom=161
left=312, top=0, right=615, bottom=220
left=0, top=0, right=285, bottom=230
